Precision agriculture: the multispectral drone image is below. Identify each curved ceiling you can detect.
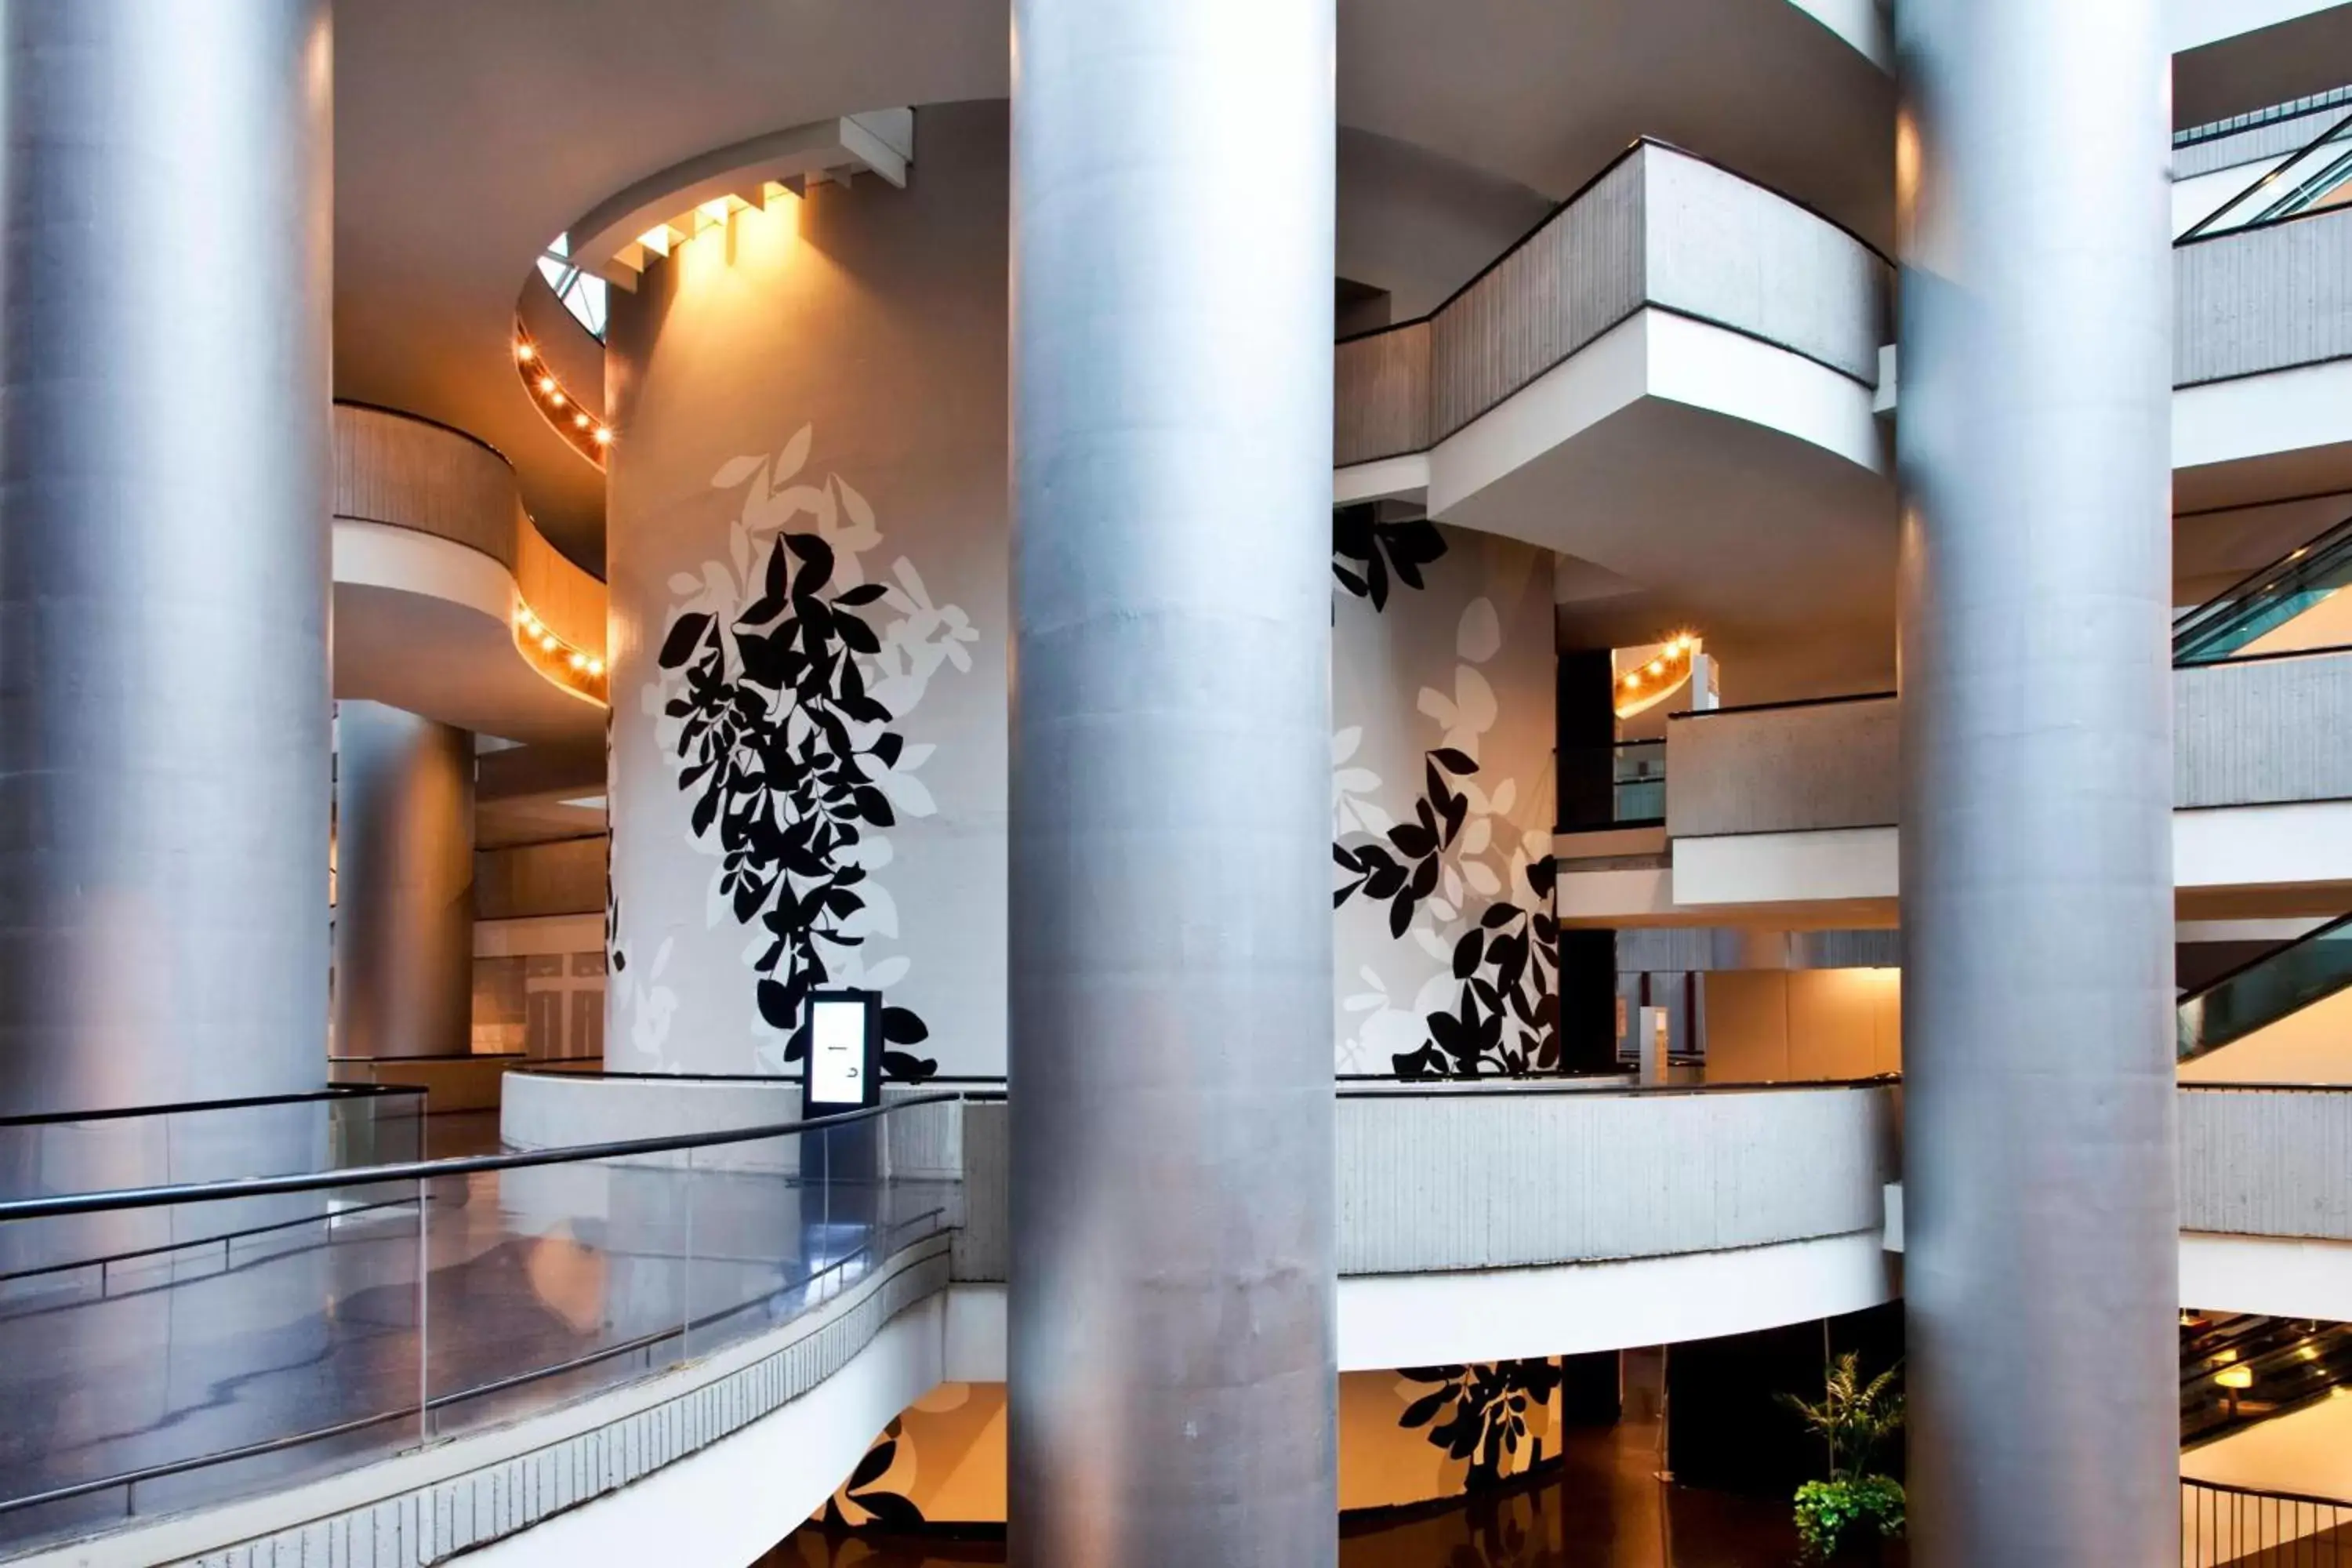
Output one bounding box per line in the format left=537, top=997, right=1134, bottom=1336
left=332, top=0, right=1891, bottom=574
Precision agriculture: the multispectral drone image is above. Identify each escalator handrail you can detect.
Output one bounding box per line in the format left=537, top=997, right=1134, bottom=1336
left=2172, top=510, right=2352, bottom=663
left=2176, top=909, right=2352, bottom=1014
left=2177, top=106, right=2352, bottom=245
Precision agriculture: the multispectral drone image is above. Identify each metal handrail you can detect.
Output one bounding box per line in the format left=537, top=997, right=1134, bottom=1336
left=2183, top=1475, right=2352, bottom=1511
left=2177, top=107, right=2352, bottom=245
left=0, top=1205, right=952, bottom=1519
left=0, top=1082, right=423, bottom=1130
left=0, top=1091, right=961, bottom=1222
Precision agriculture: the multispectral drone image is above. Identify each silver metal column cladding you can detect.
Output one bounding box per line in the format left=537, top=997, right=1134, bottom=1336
left=1007, top=0, right=1338, bottom=1562
left=1895, top=2, right=2177, bottom=1563
left=334, top=704, right=474, bottom=1061
left=0, top=1, right=333, bottom=1113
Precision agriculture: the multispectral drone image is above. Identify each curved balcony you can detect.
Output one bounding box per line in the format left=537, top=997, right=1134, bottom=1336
left=1561, top=646, right=2352, bottom=924
left=1333, top=140, right=1893, bottom=652
left=18, top=1074, right=2352, bottom=1561
left=332, top=403, right=608, bottom=745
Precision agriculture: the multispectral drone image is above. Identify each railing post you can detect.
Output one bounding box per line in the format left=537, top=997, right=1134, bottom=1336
left=681, top=1147, right=694, bottom=1361
left=415, top=1174, right=430, bottom=1446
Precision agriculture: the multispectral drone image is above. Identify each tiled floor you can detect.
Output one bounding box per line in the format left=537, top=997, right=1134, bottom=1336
left=764, top=1352, right=1845, bottom=1567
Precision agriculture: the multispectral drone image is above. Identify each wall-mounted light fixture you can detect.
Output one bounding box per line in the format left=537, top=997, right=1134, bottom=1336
left=514, top=603, right=607, bottom=706
left=1614, top=633, right=1703, bottom=720
left=513, top=325, right=611, bottom=469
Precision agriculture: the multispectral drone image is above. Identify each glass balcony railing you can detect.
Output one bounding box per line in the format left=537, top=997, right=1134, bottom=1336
left=2178, top=912, right=2352, bottom=1062
left=2172, top=512, right=2352, bottom=666
left=1557, top=740, right=1665, bottom=831
left=0, top=1092, right=966, bottom=1554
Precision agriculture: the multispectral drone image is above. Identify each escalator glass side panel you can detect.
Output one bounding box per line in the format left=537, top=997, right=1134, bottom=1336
left=2179, top=913, right=2352, bottom=1061
left=2173, top=514, right=2352, bottom=666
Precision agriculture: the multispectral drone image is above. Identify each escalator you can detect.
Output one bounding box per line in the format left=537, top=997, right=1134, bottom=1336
left=2178, top=911, right=2352, bottom=1062
left=2173, top=510, right=2352, bottom=666
left=2172, top=514, right=2352, bottom=1062
left=2182, top=1312, right=2352, bottom=1447
left=2179, top=106, right=2352, bottom=243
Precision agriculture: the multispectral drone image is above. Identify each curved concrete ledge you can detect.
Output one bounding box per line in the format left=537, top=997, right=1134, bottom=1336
left=332, top=404, right=608, bottom=746
left=1600, top=662, right=2352, bottom=920
left=1333, top=141, right=1893, bottom=646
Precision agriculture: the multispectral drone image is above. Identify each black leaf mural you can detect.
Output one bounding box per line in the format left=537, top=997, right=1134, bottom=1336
left=659, top=527, right=938, bottom=1083
left=1337, top=748, right=1561, bottom=1079
left=1398, top=1360, right=1565, bottom=1491
left=1334, top=503, right=1448, bottom=612
left=822, top=1417, right=928, bottom=1530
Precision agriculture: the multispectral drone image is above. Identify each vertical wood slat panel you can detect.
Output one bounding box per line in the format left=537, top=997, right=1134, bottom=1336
left=1334, top=145, right=1893, bottom=461
left=1333, top=1083, right=1897, bottom=1275
left=2176, top=650, right=2352, bottom=807
left=1666, top=696, right=1900, bottom=837
left=1332, top=320, right=1430, bottom=466
left=2176, top=208, right=2352, bottom=386
left=332, top=403, right=521, bottom=570
left=1428, top=148, right=1646, bottom=441
left=2179, top=1087, right=2352, bottom=1240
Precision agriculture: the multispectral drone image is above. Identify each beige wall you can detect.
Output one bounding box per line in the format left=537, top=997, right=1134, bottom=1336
left=1703, top=967, right=1901, bottom=1083
left=822, top=1366, right=1564, bottom=1526
left=2180, top=984, right=2352, bottom=1083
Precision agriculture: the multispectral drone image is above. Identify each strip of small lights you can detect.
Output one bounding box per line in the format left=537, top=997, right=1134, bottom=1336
left=514, top=603, right=608, bottom=704
left=1614, top=633, right=1700, bottom=719
left=512, top=328, right=612, bottom=469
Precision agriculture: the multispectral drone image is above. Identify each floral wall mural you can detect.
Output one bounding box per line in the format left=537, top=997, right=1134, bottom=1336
left=605, top=102, right=1009, bottom=1076
left=804, top=1363, right=1565, bottom=1534
left=636, top=428, right=978, bottom=1078
left=1331, top=508, right=1560, bottom=1076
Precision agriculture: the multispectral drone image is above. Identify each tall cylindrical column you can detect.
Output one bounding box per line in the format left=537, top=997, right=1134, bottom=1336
left=334, top=704, right=475, bottom=1061
left=1895, top=2, right=2177, bottom=1563
left=0, top=1, right=334, bottom=1115
left=1007, top=1, right=1338, bottom=1563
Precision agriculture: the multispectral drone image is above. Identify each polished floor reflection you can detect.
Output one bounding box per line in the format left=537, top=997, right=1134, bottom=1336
left=0, top=1129, right=956, bottom=1554
left=764, top=1352, right=1851, bottom=1566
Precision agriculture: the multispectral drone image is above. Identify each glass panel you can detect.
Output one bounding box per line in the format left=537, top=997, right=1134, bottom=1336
left=0, top=1172, right=424, bottom=1551
left=2172, top=513, right=2352, bottom=665
left=2178, top=913, right=2352, bottom=1060
left=1613, top=740, right=1665, bottom=823
left=2180, top=108, right=2352, bottom=240
left=0, top=1098, right=960, bottom=1551
left=1557, top=740, right=1666, bottom=829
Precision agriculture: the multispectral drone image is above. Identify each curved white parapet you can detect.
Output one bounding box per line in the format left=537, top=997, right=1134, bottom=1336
left=1590, top=660, right=2352, bottom=924
left=332, top=404, right=608, bottom=746
left=1332, top=141, right=1895, bottom=644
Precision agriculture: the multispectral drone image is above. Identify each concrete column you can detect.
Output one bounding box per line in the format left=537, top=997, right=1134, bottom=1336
left=0, top=0, right=334, bottom=1114
left=334, top=704, right=475, bottom=1061
left=1895, top=3, right=2177, bottom=1563
left=1007, top=1, right=1337, bottom=1563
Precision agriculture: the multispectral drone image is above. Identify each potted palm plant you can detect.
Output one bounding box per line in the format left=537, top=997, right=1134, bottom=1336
left=1780, top=1352, right=1906, bottom=1563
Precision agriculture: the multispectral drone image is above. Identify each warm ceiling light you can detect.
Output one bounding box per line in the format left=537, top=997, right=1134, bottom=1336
left=539, top=634, right=559, bottom=652
left=1624, top=672, right=1641, bottom=686
left=515, top=343, right=535, bottom=362
left=537, top=375, right=556, bottom=394
left=549, top=393, right=565, bottom=408
left=573, top=411, right=590, bottom=428
left=1646, top=659, right=1665, bottom=676
left=592, top=426, right=613, bottom=445
left=568, top=652, right=588, bottom=670
left=2214, top=1366, right=2254, bottom=1390
left=586, top=659, right=604, bottom=677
